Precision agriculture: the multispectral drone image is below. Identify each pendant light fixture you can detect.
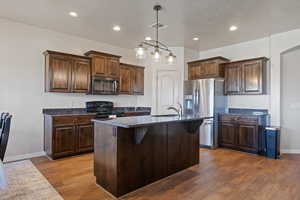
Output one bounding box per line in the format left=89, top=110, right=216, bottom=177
left=135, top=5, right=176, bottom=64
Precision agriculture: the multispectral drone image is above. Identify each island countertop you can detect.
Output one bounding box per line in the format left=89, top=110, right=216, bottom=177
left=92, top=114, right=212, bottom=128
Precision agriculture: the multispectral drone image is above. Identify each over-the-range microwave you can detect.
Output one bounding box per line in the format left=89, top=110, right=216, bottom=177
left=89, top=76, right=119, bottom=95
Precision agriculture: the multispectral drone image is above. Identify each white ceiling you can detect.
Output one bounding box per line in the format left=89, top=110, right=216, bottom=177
left=1, top=0, right=300, bottom=51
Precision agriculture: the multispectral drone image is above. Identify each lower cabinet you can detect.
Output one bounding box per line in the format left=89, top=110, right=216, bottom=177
left=237, top=124, right=258, bottom=152
left=218, top=114, right=260, bottom=154
left=219, top=122, right=236, bottom=148
left=77, top=124, right=94, bottom=153
left=44, top=114, right=95, bottom=159
left=53, top=126, right=77, bottom=157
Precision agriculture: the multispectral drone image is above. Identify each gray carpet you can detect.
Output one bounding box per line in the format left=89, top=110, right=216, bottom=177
left=0, top=160, right=63, bottom=200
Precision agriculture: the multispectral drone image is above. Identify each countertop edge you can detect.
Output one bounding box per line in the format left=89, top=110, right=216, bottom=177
left=92, top=116, right=212, bottom=128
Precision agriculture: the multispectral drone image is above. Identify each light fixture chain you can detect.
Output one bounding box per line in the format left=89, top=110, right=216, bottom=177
left=156, top=7, right=159, bottom=47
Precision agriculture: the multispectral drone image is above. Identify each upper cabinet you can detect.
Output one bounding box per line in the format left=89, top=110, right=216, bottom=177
left=188, top=57, right=230, bottom=80
left=44, top=51, right=91, bottom=93
left=133, top=67, right=144, bottom=95
left=224, top=57, right=268, bottom=95
left=84, top=51, right=121, bottom=79
left=44, top=50, right=143, bottom=95
left=119, top=63, right=144, bottom=95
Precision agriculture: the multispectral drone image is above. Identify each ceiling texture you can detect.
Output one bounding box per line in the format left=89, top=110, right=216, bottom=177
left=1, top=0, right=300, bottom=51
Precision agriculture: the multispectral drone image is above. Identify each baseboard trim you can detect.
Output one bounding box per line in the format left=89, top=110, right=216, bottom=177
left=281, top=149, right=300, bottom=154
left=4, top=151, right=46, bottom=163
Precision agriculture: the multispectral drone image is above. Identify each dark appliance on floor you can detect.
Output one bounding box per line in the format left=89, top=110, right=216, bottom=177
left=264, top=127, right=281, bottom=159
left=86, top=101, right=114, bottom=119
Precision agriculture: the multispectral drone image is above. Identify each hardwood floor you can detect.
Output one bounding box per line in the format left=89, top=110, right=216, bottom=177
left=31, top=149, right=300, bottom=200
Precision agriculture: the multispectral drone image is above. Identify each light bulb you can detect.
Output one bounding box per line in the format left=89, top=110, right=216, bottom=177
left=152, top=49, right=161, bottom=62
left=135, top=45, right=146, bottom=59
left=166, top=52, right=176, bottom=64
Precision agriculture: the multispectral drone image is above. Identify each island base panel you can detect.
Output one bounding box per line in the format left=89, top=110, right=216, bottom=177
left=94, top=120, right=202, bottom=197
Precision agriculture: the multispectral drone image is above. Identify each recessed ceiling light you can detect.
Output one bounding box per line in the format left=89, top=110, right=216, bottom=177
left=229, top=25, right=238, bottom=31
left=69, top=11, right=78, bottom=17
left=113, top=25, right=121, bottom=31
left=145, top=37, right=152, bottom=41
left=193, top=37, right=199, bottom=41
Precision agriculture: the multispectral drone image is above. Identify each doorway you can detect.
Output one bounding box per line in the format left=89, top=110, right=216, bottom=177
left=281, top=46, right=300, bottom=152
left=155, top=70, right=181, bottom=115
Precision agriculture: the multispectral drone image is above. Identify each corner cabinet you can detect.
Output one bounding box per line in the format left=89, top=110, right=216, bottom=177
left=218, top=114, right=264, bottom=154
left=119, top=63, right=144, bottom=95
left=44, top=50, right=91, bottom=93
left=224, top=57, right=268, bottom=95
left=188, top=57, right=230, bottom=80
left=44, top=114, right=96, bottom=159
left=84, top=50, right=121, bottom=79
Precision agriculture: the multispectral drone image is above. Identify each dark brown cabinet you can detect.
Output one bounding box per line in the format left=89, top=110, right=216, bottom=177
left=119, top=64, right=133, bottom=94
left=188, top=57, right=230, bottom=80
left=219, top=122, right=236, bottom=148
left=119, top=63, right=144, bottom=95
left=72, top=58, right=91, bottom=93
left=84, top=50, right=121, bottom=79
left=44, top=50, right=145, bottom=95
left=218, top=114, right=259, bottom=154
left=224, top=57, right=268, bottom=95
left=44, top=114, right=96, bottom=159
left=224, top=63, right=242, bottom=95
left=133, top=66, right=144, bottom=95
left=92, top=55, right=106, bottom=76
left=77, top=124, right=94, bottom=153
left=44, top=50, right=91, bottom=93
left=53, top=126, right=76, bottom=157
left=237, top=124, right=258, bottom=152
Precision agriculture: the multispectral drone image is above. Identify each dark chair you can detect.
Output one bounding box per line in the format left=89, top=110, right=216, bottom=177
left=0, top=113, right=8, bottom=130
left=0, top=113, right=9, bottom=143
left=0, top=115, right=12, bottom=161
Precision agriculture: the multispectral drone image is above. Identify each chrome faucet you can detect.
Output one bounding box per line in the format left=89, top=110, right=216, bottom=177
left=167, top=102, right=183, bottom=117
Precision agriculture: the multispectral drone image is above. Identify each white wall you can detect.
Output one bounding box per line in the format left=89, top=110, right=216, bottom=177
left=281, top=47, right=300, bottom=153
left=199, top=37, right=271, bottom=110
left=137, top=47, right=186, bottom=114
left=0, top=18, right=142, bottom=161
left=199, top=29, right=300, bottom=153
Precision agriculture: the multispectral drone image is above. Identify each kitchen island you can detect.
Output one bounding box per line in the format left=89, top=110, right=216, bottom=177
left=92, top=115, right=210, bottom=197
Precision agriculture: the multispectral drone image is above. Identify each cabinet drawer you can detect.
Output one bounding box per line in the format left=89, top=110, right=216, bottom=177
left=236, top=116, right=258, bottom=125
left=53, top=116, right=76, bottom=126
left=77, top=115, right=96, bottom=125
left=219, top=114, right=258, bottom=125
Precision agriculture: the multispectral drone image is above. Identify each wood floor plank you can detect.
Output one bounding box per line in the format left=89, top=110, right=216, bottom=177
left=31, top=149, right=300, bottom=200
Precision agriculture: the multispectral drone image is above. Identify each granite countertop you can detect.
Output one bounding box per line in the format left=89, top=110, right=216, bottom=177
left=92, top=114, right=212, bottom=128
left=43, top=107, right=151, bottom=116
left=220, top=108, right=269, bottom=116
left=43, top=108, right=96, bottom=116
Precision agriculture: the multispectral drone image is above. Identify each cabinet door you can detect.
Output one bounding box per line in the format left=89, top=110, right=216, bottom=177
left=92, top=56, right=106, bottom=76
left=242, top=60, right=263, bottom=94
left=188, top=65, right=197, bottom=80
left=197, top=63, right=206, bottom=78
left=48, top=55, right=72, bottom=92
left=219, top=122, right=236, bottom=148
left=53, top=126, right=76, bottom=157
left=107, top=58, right=120, bottom=78
left=133, top=67, right=144, bottom=95
left=237, top=124, right=258, bottom=153
left=77, top=124, right=94, bottom=153
left=72, top=58, right=91, bottom=93
left=119, top=65, right=132, bottom=94
left=204, top=61, right=218, bottom=77
left=225, top=64, right=242, bottom=95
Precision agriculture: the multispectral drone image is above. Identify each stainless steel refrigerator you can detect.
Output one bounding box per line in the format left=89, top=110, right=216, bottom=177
left=183, top=79, right=227, bottom=148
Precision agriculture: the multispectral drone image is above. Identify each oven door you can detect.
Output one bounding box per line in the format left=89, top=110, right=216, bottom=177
left=91, top=77, right=119, bottom=95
